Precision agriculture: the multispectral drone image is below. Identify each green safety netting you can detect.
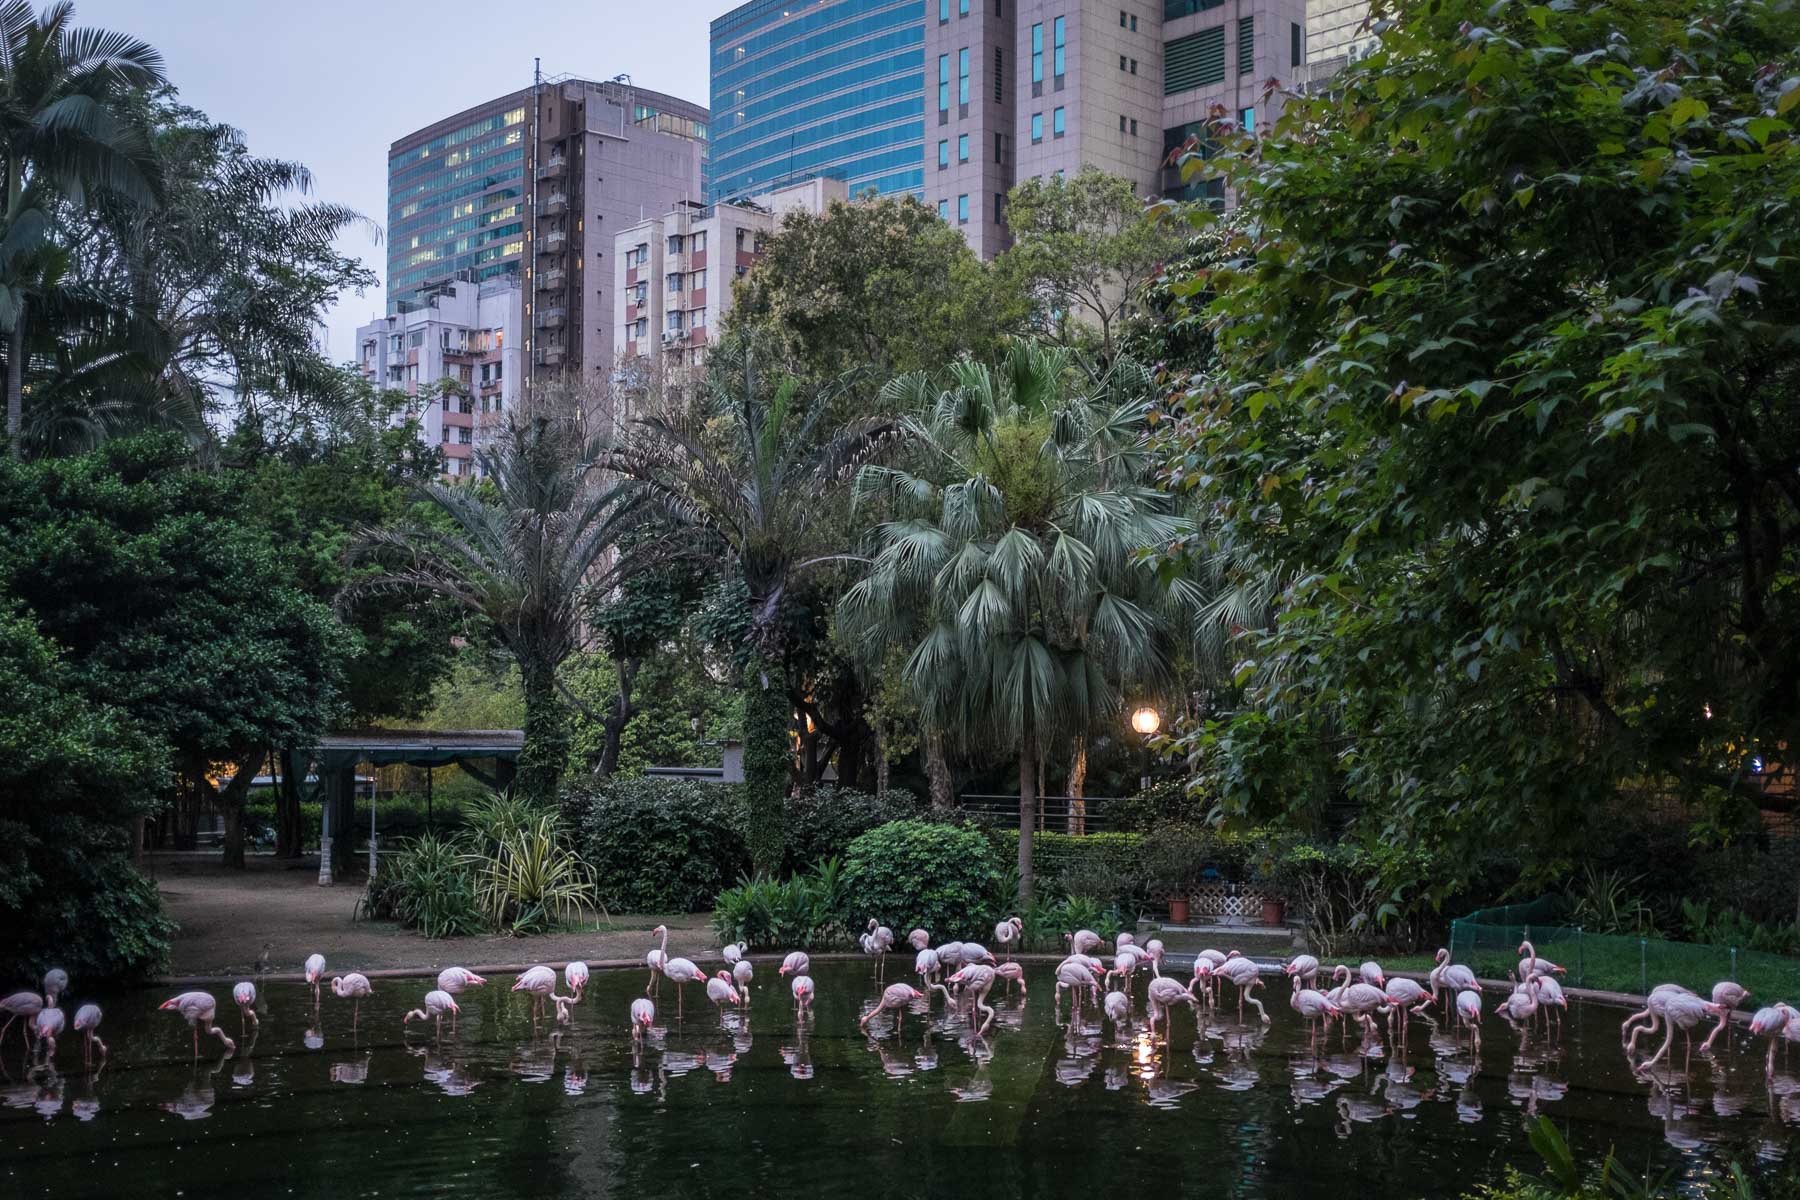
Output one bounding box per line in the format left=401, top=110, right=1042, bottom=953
left=1448, top=896, right=1800, bottom=999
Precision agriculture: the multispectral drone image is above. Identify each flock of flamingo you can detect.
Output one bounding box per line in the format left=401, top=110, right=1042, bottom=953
left=4, top=921, right=1797, bottom=1091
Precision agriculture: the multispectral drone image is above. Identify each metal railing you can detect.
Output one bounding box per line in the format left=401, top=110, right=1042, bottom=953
left=955, top=793, right=1125, bottom=834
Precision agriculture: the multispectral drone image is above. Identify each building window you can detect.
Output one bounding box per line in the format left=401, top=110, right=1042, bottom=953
left=1241, top=106, right=1255, bottom=132
left=1130, top=118, right=1139, bottom=135
left=667, top=234, right=682, bottom=255
left=958, top=133, right=969, bottom=162
left=1120, top=54, right=1128, bottom=70
left=957, top=194, right=969, bottom=224
left=939, top=54, right=950, bottom=112
left=1031, top=23, right=1042, bottom=82
left=693, top=308, right=707, bottom=328
left=994, top=192, right=1005, bottom=223
left=1053, top=106, right=1065, bottom=137
left=994, top=48, right=1004, bottom=102
left=958, top=48, right=969, bottom=105
left=635, top=318, right=647, bottom=339
left=939, top=0, right=948, bottom=20
left=939, top=139, right=949, bottom=168
left=1238, top=15, right=1254, bottom=75
left=692, top=230, right=706, bottom=252
left=995, top=131, right=1009, bottom=163
left=1291, top=21, right=1304, bottom=66
left=939, top=198, right=949, bottom=220
left=1119, top=8, right=1127, bottom=24
left=1053, top=16, right=1065, bottom=77
left=1119, top=114, right=1127, bottom=132
left=1130, top=58, right=1138, bottom=74
left=668, top=272, right=683, bottom=292
left=1031, top=112, right=1043, bottom=143
left=458, top=427, right=472, bottom=445
left=1165, top=26, right=1227, bottom=92
left=959, top=0, right=969, bottom=12
left=1130, top=13, right=1138, bottom=30
left=1163, top=0, right=1224, bottom=15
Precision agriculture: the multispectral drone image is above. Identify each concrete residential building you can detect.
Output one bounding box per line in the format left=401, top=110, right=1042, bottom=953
left=354, top=276, right=524, bottom=478
left=385, top=77, right=709, bottom=390
left=612, top=176, right=848, bottom=371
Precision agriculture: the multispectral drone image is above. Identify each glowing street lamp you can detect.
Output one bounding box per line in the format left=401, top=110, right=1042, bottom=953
left=1131, top=706, right=1161, bottom=736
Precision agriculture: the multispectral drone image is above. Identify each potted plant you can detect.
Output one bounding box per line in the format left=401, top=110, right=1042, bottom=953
left=1143, top=821, right=1210, bottom=925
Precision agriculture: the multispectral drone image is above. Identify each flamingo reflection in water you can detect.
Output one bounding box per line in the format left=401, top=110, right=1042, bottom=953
left=422, top=1050, right=481, bottom=1097
left=330, top=1053, right=372, bottom=1085
left=161, top=1052, right=230, bottom=1120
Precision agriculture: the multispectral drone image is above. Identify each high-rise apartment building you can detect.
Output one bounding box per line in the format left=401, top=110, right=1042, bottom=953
left=709, top=0, right=926, bottom=204
left=612, top=176, right=849, bottom=372
left=711, top=0, right=1332, bottom=256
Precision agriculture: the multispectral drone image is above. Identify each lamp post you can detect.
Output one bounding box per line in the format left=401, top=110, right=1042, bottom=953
left=1131, top=706, right=1160, bottom=791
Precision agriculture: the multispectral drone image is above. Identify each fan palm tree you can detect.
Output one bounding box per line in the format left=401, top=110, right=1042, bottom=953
left=603, top=338, right=896, bottom=872
left=348, top=393, right=642, bottom=804
left=0, top=1, right=164, bottom=450
left=841, top=340, right=1196, bottom=902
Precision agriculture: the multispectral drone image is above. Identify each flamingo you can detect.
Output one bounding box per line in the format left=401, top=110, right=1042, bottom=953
left=1640, top=992, right=1724, bottom=1074
left=1284, top=954, right=1320, bottom=991
left=629, top=997, right=656, bottom=1041
left=860, top=921, right=889, bottom=980
left=1, top=991, right=44, bottom=1054
left=1358, top=960, right=1385, bottom=989
left=1428, top=949, right=1478, bottom=1012
left=994, top=961, right=1027, bottom=996
left=1455, top=988, right=1483, bottom=1049
left=935, top=941, right=967, bottom=973
left=706, top=970, right=742, bottom=1015
left=1700, top=981, right=1750, bottom=1052
left=160, top=991, right=235, bottom=1057
left=1103, top=990, right=1131, bottom=1036
left=403, top=990, right=459, bottom=1037
left=1498, top=976, right=1541, bottom=1042
left=778, top=950, right=810, bottom=978
left=73, top=1004, right=104, bottom=1067
left=942, top=965, right=999, bottom=1032
left=961, top=942, right=996, bottom=966
left=732, top=959, right=754, bottom=1004
left=1330, top=966, right=1386, bottom=1037
left=1145, top=975, right=1199, bottom=1043
left=232, top=981, right=259, bottom=1036
left=1054, top=956, right=1103, bottom=1022
left=1624, top=984, right=1696, bottom=1054
left=512, top=966, right=556, bottom=1024
left=1066, top=930, right=1102, bottom=956
left=435, top=967, right=485, bottom=1030
left=994, top=916, right=1022, bottom=961
left=791, top=974, right=814, bottom=1013
left=304, top=954, right=326, bottom=1005
left=908, top=928, right=930, bottom=951
left=1218, top=956, right=1271, bottom=1025
left=1290, top=979, right=1342, bottom=1046
left=720, top=941, right=745, bottom=967
left=1383, top=977, right=1432, bottom=1039
left=645, top=925, right=670, bottom=992
left=42, top=968, right=68, bottom=1008
left=32, top=1006, right=64, bottom=1063
left=331, top=973, right=374, bottom=1027
left=565, top=961, right=589, bottom=1003
left=1516, top=940, right=1566, bottom=981
left=1190, top=959, right=1217, bottom=1009
left=859, top=982, right=922, bottom=1036
left=1105, top=947, right=1144, bottom=994
left=1533, top=975, right=1568, bottom=1033
left=663, top=957, right=706, bottom=1017
left=915, top=946, right=941, bottom=990
left=1142, top=938, right=1165, bottom=975
left=1749, top=1003, right=1797, bottom=1077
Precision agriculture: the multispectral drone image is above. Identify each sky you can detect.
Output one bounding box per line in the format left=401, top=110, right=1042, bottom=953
left=82, top=0, right=719, bottom=361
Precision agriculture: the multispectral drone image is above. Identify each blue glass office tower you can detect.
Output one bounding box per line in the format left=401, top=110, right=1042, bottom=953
left=709, top=0, right=925, bottom=204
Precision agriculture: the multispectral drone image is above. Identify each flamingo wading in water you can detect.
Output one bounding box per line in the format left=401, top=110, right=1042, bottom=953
left=304, top=954, right=326, bottom=1005
left=332, top=973, right=374, bottom=1027
left=73, top=1004, right=105, bottom=1067
left=160, top=991, right=235, bottom=1057
left=513, top=966, right=557, bottom=1024
left=232, top=981, right=259, bottom=1036
left=404, top=990, right=459, bottom=1037
left=860, top=982, right=923, bottom=1037
left=436, top=968, right=486, bottom=1030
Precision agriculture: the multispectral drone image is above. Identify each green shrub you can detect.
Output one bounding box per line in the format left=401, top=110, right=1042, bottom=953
left=466, top=812, right=598, bottom=935
left=1109, top=779, right=1214, bottom=831
left=782, top=785, right=921, bottom=870
left=360, top=833, right=482, bottom=938
left=565, top=776, right=750, bottom=912
left=839, top=820, right=998, bottom=940
left=17, top=852, right=173, bottom=982
left=712, top=857, right=855, bottom=950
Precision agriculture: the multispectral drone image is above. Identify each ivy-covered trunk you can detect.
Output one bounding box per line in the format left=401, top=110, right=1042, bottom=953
left=1017, top=723, right=1038, bottom=905
left=742, top=656, right=791, bottom=876
left=518, top=656, right=570, bottom=805
left=925, top=728, right=953, bottom=809
left=597, top=654, right=641, bottom=778
left=1067, top=736, right=1088, bottom=835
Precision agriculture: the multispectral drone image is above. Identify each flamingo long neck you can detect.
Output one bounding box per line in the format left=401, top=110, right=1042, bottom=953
left=659, top=927, right=669, bottom=955
left=1520, top=941, right=1535, bottom=965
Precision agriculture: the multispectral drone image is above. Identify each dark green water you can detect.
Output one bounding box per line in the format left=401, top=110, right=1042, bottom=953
left=1, top=960, right=1794, bottom=1198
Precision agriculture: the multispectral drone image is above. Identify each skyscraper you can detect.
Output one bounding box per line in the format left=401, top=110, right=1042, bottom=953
left=708, top=0, right=927, bottom=204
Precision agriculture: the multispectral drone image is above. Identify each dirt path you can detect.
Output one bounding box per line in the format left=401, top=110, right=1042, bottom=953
left=150, top=853, right=713, bottom=982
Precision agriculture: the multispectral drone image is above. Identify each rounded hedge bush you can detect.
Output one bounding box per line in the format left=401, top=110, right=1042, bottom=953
left=839, top=820, right=998, bottom=943
left=565, top=777, right=750, bottom=912
left=782, top=785, right=921, bottom=871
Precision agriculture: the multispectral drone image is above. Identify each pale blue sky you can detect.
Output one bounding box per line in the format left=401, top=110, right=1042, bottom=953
left=88, top=0, right=717, bottom=361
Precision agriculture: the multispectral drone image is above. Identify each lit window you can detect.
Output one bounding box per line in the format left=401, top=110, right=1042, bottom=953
left=1031, top=112, right=1043, bottom=142
left=1053, top=16, right=1065, bottom=76
left=958, top=48, right=969, bottom=105
left=1031, top=23, right=1042, bottom=82
left=958, top=134, right=969, bottom=162
left=939, top=139, right=949, bottom=168
left=939, top=0, right=948, bottom=18
left=959, top=0, right=969, bottom=12
left=939, top=54, right=950, bottom=112
left=938, top=198, right=949, bottom=220
left=1241, top=106, right=1256, bottom=132
left=957, top=194, right=969, bottom=224
left=1053, top=106, right=1065, bottom=136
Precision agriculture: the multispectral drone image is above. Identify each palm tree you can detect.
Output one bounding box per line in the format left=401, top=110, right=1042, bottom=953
left=0, top=1, right=164, bottom=450
left=603, top=338, right=895, bottom=872
left=349, top=392, right=641, bottom=804
left=841, top=340, right=1196, bottom=902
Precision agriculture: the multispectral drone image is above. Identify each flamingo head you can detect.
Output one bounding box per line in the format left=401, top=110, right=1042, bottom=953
left=1435, top=948, right=1450, bottom=965
left=157, top=997, right=179, bottom=1011
left=653, top=924, right=667, bottom=936
left=466, top=972, right=486, bottom=986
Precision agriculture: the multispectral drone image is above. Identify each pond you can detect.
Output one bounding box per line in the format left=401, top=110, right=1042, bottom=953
left=2, top=959, right=1795, bottom=1198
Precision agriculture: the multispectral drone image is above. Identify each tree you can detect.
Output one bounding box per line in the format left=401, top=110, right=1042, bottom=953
left=1154, top=0, right=1800, bottom=890
left=0, top=1, right=164, bottom=449
left=1001, top=167, right=1183, bottom=362
left=605, top=337, right=895, bottom=872
left=841, top=341, right=1195, bottom=901
left=0, top=434, right=351, bottom=867
left=725, top=192, right=1029, bottom=381
left=583, top=554, right=710, bottom=778
left=350, top=392, right=640, bottom=805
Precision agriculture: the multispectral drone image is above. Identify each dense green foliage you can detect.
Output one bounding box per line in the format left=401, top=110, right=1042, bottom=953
left=839, top=820, right=999, bottom=938
left=1154, top=0, right=1800, bottom=897
left=711, top=857, right=850, bottom=949
left=359, top=832, right=482, bottom=938
left=565, top=776, right=750, bottom=913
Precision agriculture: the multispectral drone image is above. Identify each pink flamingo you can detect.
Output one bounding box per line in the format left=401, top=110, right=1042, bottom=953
left=1700, top=981, right=1750, bottom=1052
left=915, top=946, right=941, bottom=989
left=1066, top=930, right=1102, bottom=956
left=73, top=1004, right=104, bottom=1067
left=994, top=961, right=1027, bottom=996
left=1623, top=984, right=1696, bottom=1054
left=732, top=959, right=754, bottom=1004
left=662, top=957, right=705, bottom=1017
left=1383, top=977, right=1432, bottom=1039
left=791, top=975, right=814, bottom=1013
left=706, top=970, right=742, bottom=1015
left=994, top=916, right=1022, bottom=961
left=1533, top=975, right=1568, bottom=1034
left=564, top=961, right=589, bottom=1003
left=778, top=950, right=810, bottom=978
left=42, top=969, right=68, bottom=1008
left=859, top=982, right=922, bottom=1036
left=645, top=925, right=670, bottom=993
left=232, top=981, right=259, bottom=1036
left=721, top=942, right=746, bottom=967
left=160, top=991, right=235, bottom=1057
left=934, top=941, right=966, bottom=972
left=1330, top=965, right=1386, bottom=1038
left=1516, top=940, right=1565, bottom=981
left=403, top=990, right=459, bottom=1037
left=1218, top=955, right=1271, bottom=1025
left=1284, top=954, right=1321, bottom=991
left=32, top=1006, right=64, bottom=1064
left=1, top=991, right=44, bottom=1055
left=1428, top=949, right=1477, bottom=1012
left=1358, top=960, right=1385, bottom=989
left=1143, top=938, right=1166, bottom=975
left=512, top=966, right=556, bottom=1024
left=1749, top=1003, right=1797, bottom=1077
left=1104, top=947, right=1144, bottom=994
left=1145, top=975, right=1199, bottom=1043
left=1190, top=959, right=1217, bottom=1009
left=861, top=920, right=894, bottom=980
left=304, top=954, right=326, bottom=1005
left=331, top=973, right=374, bottom=1027
left=1455, top=988, right=1483, bottom=1049
left=630, top=997, right=656, bottom=1040
left=1104, top=990, right=1131, bottom=1036
left=961, top=941, right=996, bottom=966
left=1640, top=992, right=1724, bottom=1074
left=1053, top=956, right=1102, bottom=1022
left=1499, top=977, right=1541, bottom=1044
left=436, top=968, right=486, bottom=1031
left=946, top=965, right=999, bottom=1032
left=908, top=928, right=930, bottom=952
left=1290, top=978, right=1342, bottom=1046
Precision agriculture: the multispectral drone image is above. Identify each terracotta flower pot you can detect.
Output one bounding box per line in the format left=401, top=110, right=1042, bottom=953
left=1168, top=897, right=1191, bottom=924
left=1260, top=897, right=1285, bottom=925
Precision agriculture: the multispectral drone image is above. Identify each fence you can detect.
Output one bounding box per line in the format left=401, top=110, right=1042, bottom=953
left=1448, top=896, right=1800, bottom=999
left=956, top=794, right=1125, bottom=834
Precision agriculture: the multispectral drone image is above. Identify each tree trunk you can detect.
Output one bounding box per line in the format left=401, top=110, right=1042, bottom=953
left=598, top=654, right=641, bottom=778
left=742, top=656, right=791, bottom=875
left=5, top=317, right=22, bottom=455
left=275, top=748, right=304, bottom=859
left=518, top=655, right=570, bottom=804
left=926, top=728, right=953, bottom=809
left=1067, top=736, right=1088, bottom=835
left=1018, top=723, right=1038, bottom=906
left=874, top=724, right=890, bottom=797
left=217, top=747, right=264, bottom=870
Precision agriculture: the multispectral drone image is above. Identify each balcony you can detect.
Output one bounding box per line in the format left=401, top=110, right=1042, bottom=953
left=535, top=306, right=567, bottom=330
left=479, top=377, right=502, bottom=394
left=539, top=230, right=568, bottom=255
left=538, top=153, right=566, bottom=179
left=536, top=344, right=566, bottom=368
left=537, top=267, right=566, bottom=291
left=542, top=191, right=568, bottom=216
